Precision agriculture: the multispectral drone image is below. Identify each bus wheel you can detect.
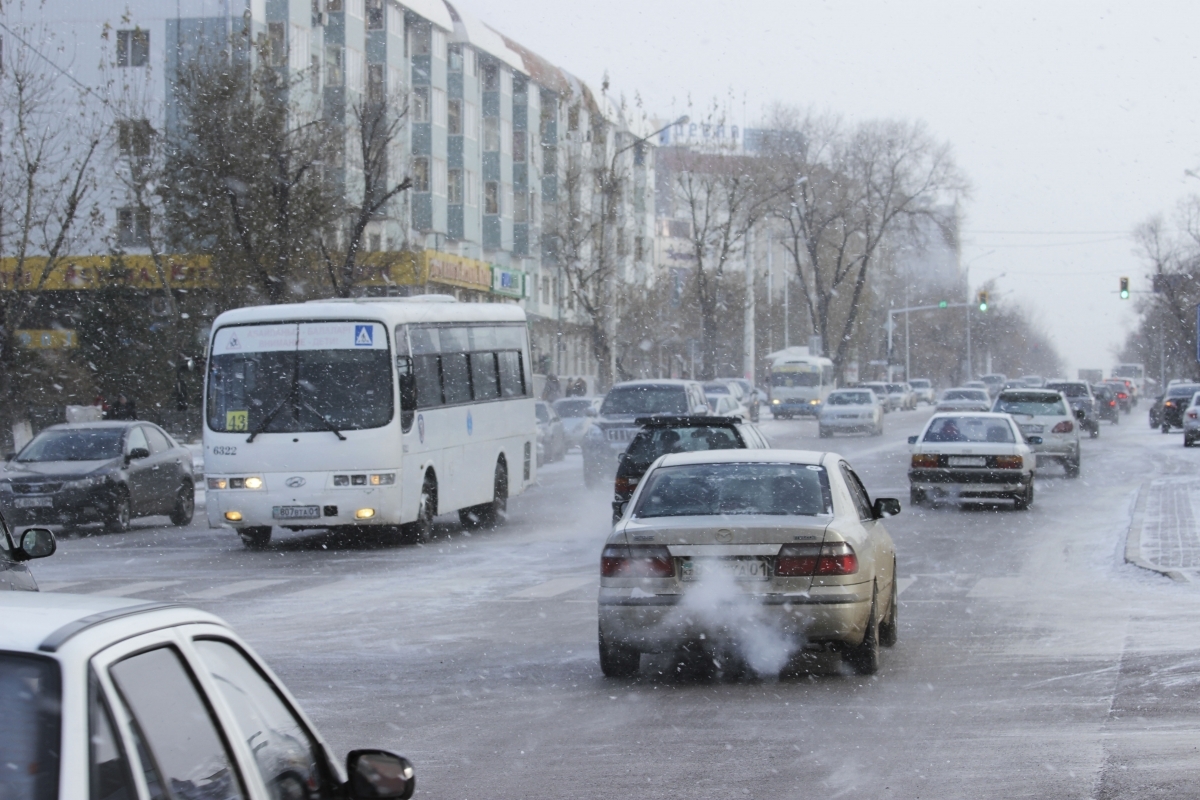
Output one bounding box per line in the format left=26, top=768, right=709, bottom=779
left=240, top=527, right=272, bottom=549
left=479, top=460, right=509, bottom=528
left=403, top=474, right=436, bottom=543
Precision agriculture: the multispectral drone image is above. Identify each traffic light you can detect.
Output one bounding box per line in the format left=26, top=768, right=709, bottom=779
left=1119, top=277, right=1130, bottom=299
left=977, top=291, right=988, bottom=312
left=938, top=300, right=948, bottom=308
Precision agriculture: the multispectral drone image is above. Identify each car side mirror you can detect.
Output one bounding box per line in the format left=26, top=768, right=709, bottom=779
left=907, top=436, right=918, bottom=445
left=1026, top=436, right=1043, bottom=445
left=127, top=447, right=150, bottom=461
left=14, top=528, right=56, bottom=561
left=1074, top=408, right=1086, bottom=420
left=346, top=750, right=415, bottom=800
left=873, top=497, right=901, bottom=519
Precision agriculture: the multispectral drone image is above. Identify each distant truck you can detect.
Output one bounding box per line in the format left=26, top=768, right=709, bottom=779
left=1111, top=363, right=1146, bottom=399
left=1078, top=369, right=1103, bottom=384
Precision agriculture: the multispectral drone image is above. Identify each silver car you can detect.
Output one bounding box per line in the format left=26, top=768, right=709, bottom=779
left=992, top=389, right=1081, bottom=477
left=936, top=388, right=992, bottom=413
left=1182, top=392, right=1200, bottom=447
left=598, top=449, right=900, bottom=678
left=552, top=397, right=596, bottom=450
left=907, top=413, right=1037, bottom=509
left=818, top=389, right=884, bottom=437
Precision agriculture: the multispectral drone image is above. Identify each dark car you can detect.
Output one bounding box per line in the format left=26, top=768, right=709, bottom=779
left=0, top=509, right=56, bottom=590
left=1091, top=384, right=1120, bottom=424
left=1101, top=379, right=1133, bottom=414
left=1157, top=383, right=1200, bottom=432
left=611, top=416, right=770, bottom=522
left=0, top=421, right=195, bottom=532
left=582, top=380, right=710, bottom=489
left=1046, top=381, right=1100, bottom=438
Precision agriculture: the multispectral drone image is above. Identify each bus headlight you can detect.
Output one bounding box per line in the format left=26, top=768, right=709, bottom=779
left=772, top=398, right=781, bottom=405
left=225, top=511, right=243, bottom=521
left=243, top=477, right=263, bottom=489
left=355, top=508, right=376, bottom=519
left=208, top=478, right=228, bottom=490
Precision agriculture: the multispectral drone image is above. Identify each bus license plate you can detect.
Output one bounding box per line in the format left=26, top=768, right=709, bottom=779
left=681, top=558, right=770, bottom=582
left=273, top=505, right=320, bottom=520
left=13, top=497, right=53, bottom=508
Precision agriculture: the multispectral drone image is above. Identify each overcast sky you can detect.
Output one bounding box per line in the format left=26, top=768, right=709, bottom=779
left=460, top=0, right=1200, bottom=375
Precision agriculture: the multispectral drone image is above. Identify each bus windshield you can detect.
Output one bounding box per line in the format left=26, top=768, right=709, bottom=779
left=771, top=370, right=820, bottom=388
left=207, top=322, right=394, bottom=434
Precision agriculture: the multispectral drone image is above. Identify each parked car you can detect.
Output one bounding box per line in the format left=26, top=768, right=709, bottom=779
left=860, top=382, right=894, bottom=412
left=0, top=592, right=416, bottom=800
left=0, top=510, right=56, bottom=591
left=992, top=389, right=1082, bottom=477
left=0, top=421, right=195, bottom=533
left=936, top=388, right=993, bottom=413
left=908, top=379, right=935, bottom=405
left=535, top=401, right=567, bottom=464
left=599, top=450, right=899, bottom=678
left=611, top=416, right=770, bottom=522
left=582, top=380, right=709, bottom=488
left=819, top=389, right=885, bottom=437
left=907, top=413, right=1036, bottom=509
left=552, top=397, right=596, bottom=451
left=1156, top=383, right=1200, bottom=432
left=1090, top=384, right=1121, bottom=424
left=1045, top=381, right=1100, bottom=438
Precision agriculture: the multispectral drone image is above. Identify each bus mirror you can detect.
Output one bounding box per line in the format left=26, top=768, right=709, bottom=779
left=395, top=355, right=412, bottom=375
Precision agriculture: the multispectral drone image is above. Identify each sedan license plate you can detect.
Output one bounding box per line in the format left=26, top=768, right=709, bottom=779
left=1021, top=425, right=1044, bottom=434
left=948, top=456, right=987, bottom=467
left=272, top=505, right=320, bottom=520
left=13, top=496, right=53, bottom=508
left=681, top=558, right=770, bottom=582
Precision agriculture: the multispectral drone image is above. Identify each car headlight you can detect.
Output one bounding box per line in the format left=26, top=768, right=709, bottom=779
left=772, top=398, right=781, bottom=405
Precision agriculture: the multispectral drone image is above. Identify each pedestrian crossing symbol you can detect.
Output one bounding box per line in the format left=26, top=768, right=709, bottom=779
left=354, top=325, right=374, bottom=347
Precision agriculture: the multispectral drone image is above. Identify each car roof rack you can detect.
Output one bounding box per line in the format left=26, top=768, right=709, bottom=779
left=632, top=415, right=740, bottom=427
left=39, top=602, right=185, bottom=653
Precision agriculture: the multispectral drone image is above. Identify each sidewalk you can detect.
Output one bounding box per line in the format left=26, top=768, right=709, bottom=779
left=1127, top=478, right=1200, bottom=581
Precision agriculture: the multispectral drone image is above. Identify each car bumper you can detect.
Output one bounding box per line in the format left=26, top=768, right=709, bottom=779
left=909, top=469, right=1030, bottom=497
left=820, top=417, right=877, bottom=431
left=205, top=484, right=403, bottom=529
left=771, top=402, right=820, bottom=416
left=0, top=487, right=117, bottom=527
left=598, top=584, right=873, bottom=651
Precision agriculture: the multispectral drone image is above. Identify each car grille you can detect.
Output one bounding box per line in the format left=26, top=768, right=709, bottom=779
left=12, top=482, right=63, bottom=494
left=605, top=428, right=639, bottom=443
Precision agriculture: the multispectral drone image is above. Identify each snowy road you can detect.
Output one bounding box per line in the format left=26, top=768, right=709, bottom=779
left=31, top=408, right=1200, bottom=798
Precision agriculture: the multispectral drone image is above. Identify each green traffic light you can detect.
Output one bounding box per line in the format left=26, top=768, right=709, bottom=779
left=979, top=302, right=988, bottom=312
left=938, top=300, right=948, bottom=308
left=1120, top=289, right=1130, bottom=299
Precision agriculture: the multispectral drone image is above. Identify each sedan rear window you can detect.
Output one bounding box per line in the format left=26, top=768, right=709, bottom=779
left=0, top=653, right=61, bottom=800
left=601, top=386, right=688, bottom=416
left=18, top=429, right=124, bottom=462
left=942, top=390, right=987, bottom=401
left=994, top=393, right=1067, bottom=416
left=634, top=463, right=832, bottom=518
left=1046, top=383, right=1089, bottom=397
left=1167, top=385, right=1200, bottom=398
left=626, top=426, right=744, bottom=467
left=924, top=416, right=1015, bottom=443
left=826, top=392, right=873, bottom=405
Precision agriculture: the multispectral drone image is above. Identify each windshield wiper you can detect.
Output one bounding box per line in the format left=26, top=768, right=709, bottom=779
left=299, top=399, right=347, bottom=440
left=246, top=394, right=294, bottom=443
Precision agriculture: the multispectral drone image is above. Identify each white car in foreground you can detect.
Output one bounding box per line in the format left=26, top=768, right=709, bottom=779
left=599, top=450, right=899, bottom=678
left=907, top=413, right=1037, bottom=509
left=936, top=388, right=992, bottom=413
left=1, top=593, right=415, bottom=800
left=992, top=389, right=1082, bottom=477
left=818, top=389, right=884, bottom=437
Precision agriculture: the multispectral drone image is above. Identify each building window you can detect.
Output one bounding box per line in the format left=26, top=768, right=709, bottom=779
left=369, top=233, right=382, bottom=251
left=484, top=181, right=499, bottom=215
left=264, top=22, right=286, bottom=66
left=409, top=22, right=430, bottom=56
left=482, top=61, right=498, bottom=92
left=412, top=86, right=429, bottom=122
left=543, top=145, right=556, bottom=174
left=326, top=0, right=343, bottom=10
left=448, top=44, right=463, bottom=72
left=447, top=99, right=462, bottom=134
left=447, top=169, right=463, bottom=204
left=117, top=119, right=153, bottom=159
left=325, top=45, right=343, bottom=84
left=116, top=29, right=149, bottom=68
left=541, top=276, right=550, bottom=305
left=513, top=190, right=528, bottom=223
left=367, top=64, right=384, bottom=103
left=310, top=54, right=321, bottom=92
left=117, top=207, right=150, bottom=247
left=635, top=236, right=645, bottom=262
left=513, top=131, right=526, bottom=163
left=567, top=105, right=579, bottom=132
left=366, top=0, right=384, bottom=29
left=412, top=157, right=430, bottom=192
left=483, top=117, right=499, bottom=152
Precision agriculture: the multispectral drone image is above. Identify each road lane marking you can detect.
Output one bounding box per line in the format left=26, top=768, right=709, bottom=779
left=188, top=579, right=289, bottom=600
left=92, top=581, right=182, bottom=596
left=507, top=576, right=595, bottom=599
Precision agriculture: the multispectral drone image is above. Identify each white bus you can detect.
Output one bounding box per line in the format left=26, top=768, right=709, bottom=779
left=203, top=296, right=537, bottom=548
left=765, top=347, right=836, bottom=418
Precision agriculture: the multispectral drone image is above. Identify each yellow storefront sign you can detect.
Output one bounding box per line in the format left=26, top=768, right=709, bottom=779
left=353, top=250, right=492, bottom=292
left=0, top=255, right=217, bottom=291
left=15, top=329, right=77, bottom=349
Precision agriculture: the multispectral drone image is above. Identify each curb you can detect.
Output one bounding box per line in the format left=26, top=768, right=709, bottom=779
left=1125, top=481, right=1189, bottom=583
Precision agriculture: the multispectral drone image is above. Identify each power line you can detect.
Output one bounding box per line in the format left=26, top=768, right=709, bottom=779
left=963, top=229, right=1131, bottom=235
left=0, top=20, right=106, bottom=103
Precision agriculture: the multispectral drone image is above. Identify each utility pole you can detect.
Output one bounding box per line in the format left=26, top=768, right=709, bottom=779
left=742, top=226, right=756, bottom=386
left=966, top=302, right=973, bottom=380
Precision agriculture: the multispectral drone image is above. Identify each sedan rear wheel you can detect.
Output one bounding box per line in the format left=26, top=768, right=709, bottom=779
left=879, top=568, right=899, bottom=647
left=844, top=584, right=881, bottom=675
left=909, top=486, right=924, bottom=507
left=1013, top=481, right=1033, bottom=511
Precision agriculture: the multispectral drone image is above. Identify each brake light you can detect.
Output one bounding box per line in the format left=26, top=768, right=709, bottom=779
left=1051, top=420, right=1074, bottom=433
left=1109, top=400, right=1116, bottom=407
left=600, top=545, right=674, bottom=578
left=911, top=453, right=938, bottom=468
left=777, top=542, right=858, bottom=576
left=613, top=475, right=638, bottom=496
left=994, top=455, right=1023, bottom=469
left=1118, top=392, right=1128, bottom=400
left=1189, top=410, right=1198, bottom=420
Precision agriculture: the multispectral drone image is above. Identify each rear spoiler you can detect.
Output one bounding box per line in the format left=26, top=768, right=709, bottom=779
left=632, top=415, right=740, bottom=427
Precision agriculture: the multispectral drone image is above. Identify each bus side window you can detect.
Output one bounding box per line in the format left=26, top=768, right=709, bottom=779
left=499, top=351, right=525, bottom=397
left=397, top=356, right=417, bottom=431
left=470, top=352, right=500, bottom=401
left=414, top=354, right=444, bottom=408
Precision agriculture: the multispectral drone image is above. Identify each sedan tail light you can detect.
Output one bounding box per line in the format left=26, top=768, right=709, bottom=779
left=776, top=542, right=858, bottom=577
left=613, top=475, right=639, bottom=497
left=1188, top=410, right=1199, bottom=420
left=600, top=545, right=674, bottom=578
left=1051, top=420, right=1074, bottom=433
left=994, top=455, right=1023, bottom=469
left=1109, top=400, right=1116, bottom=407
left=911, top=454, right=938, bottom=468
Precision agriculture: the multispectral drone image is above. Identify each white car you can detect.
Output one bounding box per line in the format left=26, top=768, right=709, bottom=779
left=936, top=388, right=992, bottom=413
left=992, top=389, right=1081, bottom=477
left=907, top=413, right=1036, bottom=509
left=908, top=379, right=935, bottom=405
left=885, top=383, right=914, bottom=411
left=860, top=382, right=894, bottom=412
left=819, top=389, right=884, bottom=437
left=553, top=397, right=597, bottom=450
left=705, top=381, right=754, bottom=421
left=599, top=449, right=900, bottom=678
left=706, top=393, right=746, bottom=419
left=0, top=592, right=415, bottom=800
left=1182, top=392, right=1200, bottom=447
